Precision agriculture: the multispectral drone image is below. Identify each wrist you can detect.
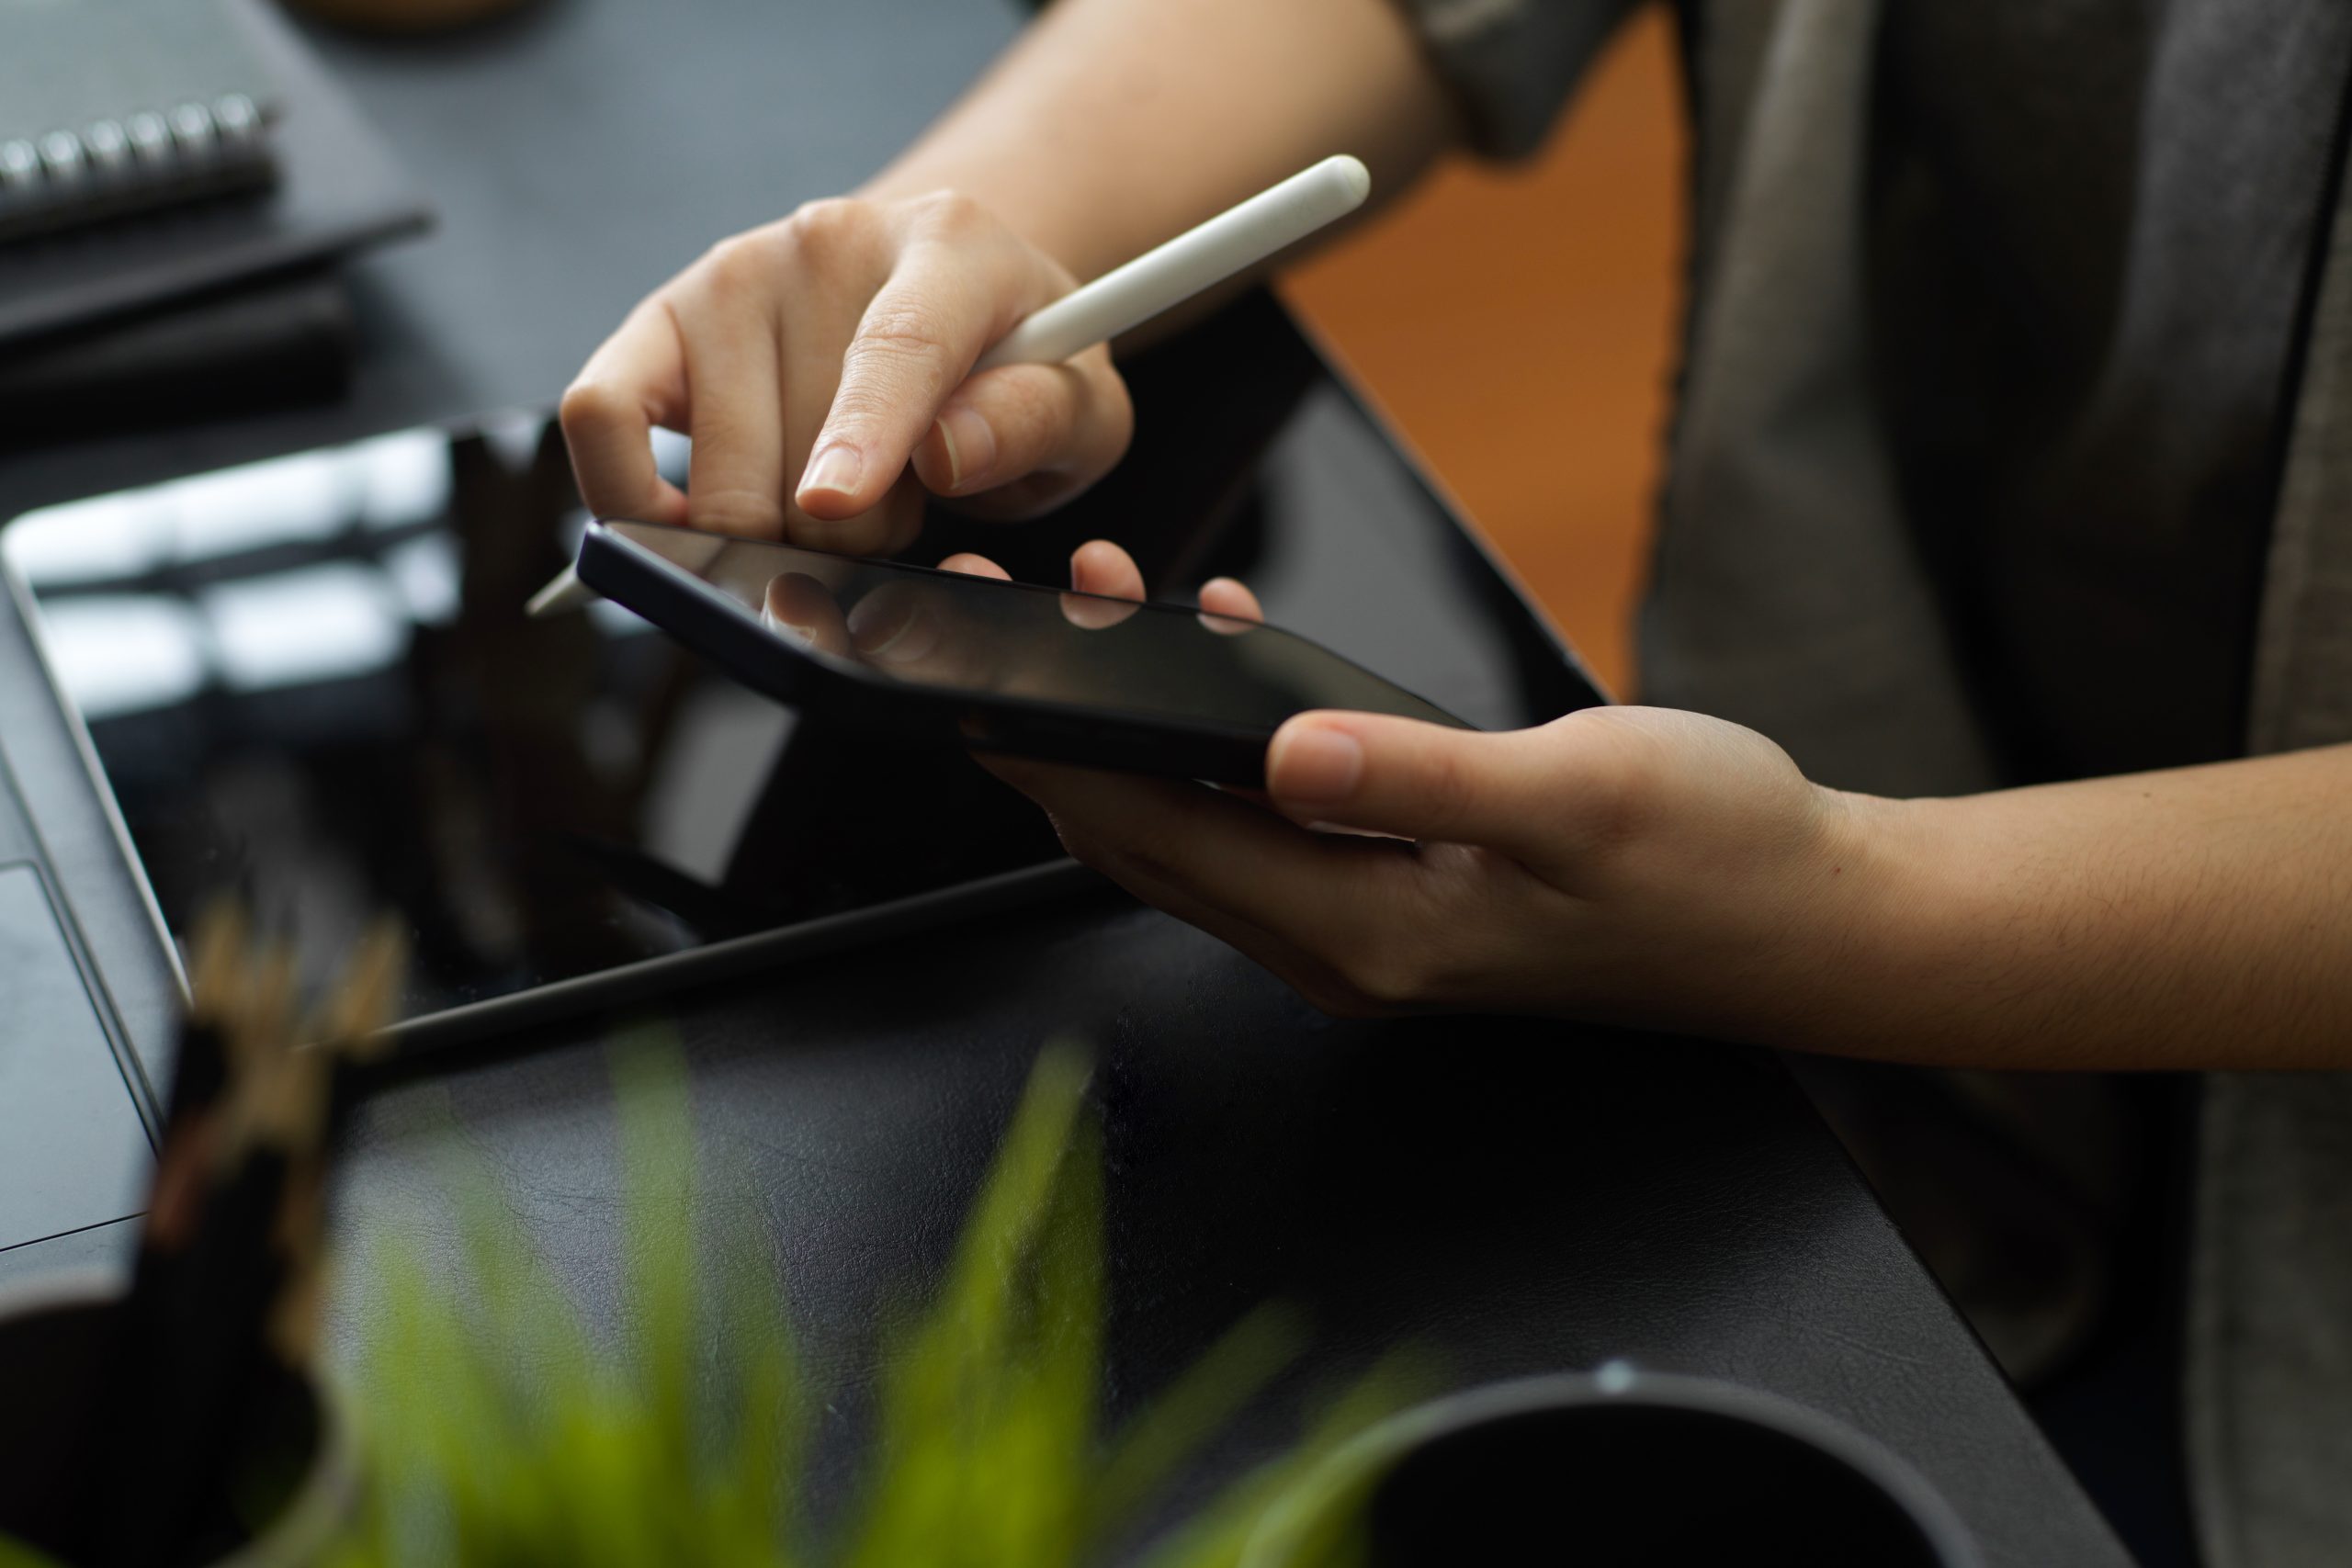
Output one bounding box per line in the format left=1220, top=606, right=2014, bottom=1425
left=1781, top=787, right=2007, bottom=1061
left=1748, top=786, right=1964, bottom=1058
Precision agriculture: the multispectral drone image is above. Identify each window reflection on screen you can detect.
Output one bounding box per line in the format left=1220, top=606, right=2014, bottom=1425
left=4, top=416, right=1061, bottom=1019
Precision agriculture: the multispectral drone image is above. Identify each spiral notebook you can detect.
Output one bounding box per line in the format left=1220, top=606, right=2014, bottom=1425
left=0, top=0, right=281, bottom=243
left=0, top=0, right=431, bottom=350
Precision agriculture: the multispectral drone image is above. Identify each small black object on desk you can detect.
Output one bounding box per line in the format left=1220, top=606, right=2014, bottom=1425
left=0, top=0, right=428, bottom=446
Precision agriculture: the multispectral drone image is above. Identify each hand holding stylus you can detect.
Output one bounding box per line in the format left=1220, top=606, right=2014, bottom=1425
left=536, top=156, right=1371, bottom=615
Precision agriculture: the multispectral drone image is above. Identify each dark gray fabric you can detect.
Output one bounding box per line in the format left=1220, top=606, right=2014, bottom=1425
left=2192, top=93, right=2352, bottom=1568
left=1865, top=2, right=2352, bottom=784
left=1396, top=3, right=2352, bottom=1563
left=2193, top=1074, right=2352, bottom=1568
left=2249, top=163, right=2352, bottom=761
left=1648, top=0, right=2007, bottom=799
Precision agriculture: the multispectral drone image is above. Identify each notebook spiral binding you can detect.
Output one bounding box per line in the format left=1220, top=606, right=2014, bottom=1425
left=0, top=93, right=277, bottom=244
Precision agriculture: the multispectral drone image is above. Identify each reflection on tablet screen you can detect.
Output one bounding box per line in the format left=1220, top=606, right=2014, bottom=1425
left=4, top=414, right=1067, bottom=1025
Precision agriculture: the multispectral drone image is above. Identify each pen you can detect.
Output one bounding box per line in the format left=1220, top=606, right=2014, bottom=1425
left=526, top=153, right=1372, bottom=617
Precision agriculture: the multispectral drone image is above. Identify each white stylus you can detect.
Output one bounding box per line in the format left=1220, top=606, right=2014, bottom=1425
left=526, top=153, right=1372, bottom=616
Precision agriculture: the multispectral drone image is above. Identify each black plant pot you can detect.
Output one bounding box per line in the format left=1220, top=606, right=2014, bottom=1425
left=1245, top=1369, right=1979, bottom=1568
left=0, top=1272, right=354, bottom=1567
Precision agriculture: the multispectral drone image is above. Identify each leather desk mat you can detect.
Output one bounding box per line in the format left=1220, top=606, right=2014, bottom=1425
left=330, top=889, right=2130, bottom=1568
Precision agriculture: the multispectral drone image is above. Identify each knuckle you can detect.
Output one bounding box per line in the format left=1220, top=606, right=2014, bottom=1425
left=909, top=187, right=990, bottom=237
left=778, top=197, right=867, bottom=259
left=823, top=382, right=911, bottom=436
left=1555, top=711, right=1658, bottom=848
left=1411, top=743, right=1481, bottom=839
left=697, top=231, right=773, bottom=294
left=842, top=305, right=957, bottom=402
left=854, top=300, right=953, bottom=358
left=558, top=378, right=629, bottom=438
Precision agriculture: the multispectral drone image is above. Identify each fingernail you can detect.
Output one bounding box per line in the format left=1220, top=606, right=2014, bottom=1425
left=1272, top=726, right=1363, bottom=805
left=932, top=404, right=997, bottom=491
left=798, top=442, right=863, bottom=500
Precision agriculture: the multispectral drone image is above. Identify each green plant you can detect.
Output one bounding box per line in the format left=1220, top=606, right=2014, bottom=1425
left=322, top=1038, right=1406, bottom=1567
left=0, top=1538, right=57, bottom=1568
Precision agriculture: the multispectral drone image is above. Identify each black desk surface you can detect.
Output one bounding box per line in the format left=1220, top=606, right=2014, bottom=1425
left=0, top=2, right=2132, bottom=1563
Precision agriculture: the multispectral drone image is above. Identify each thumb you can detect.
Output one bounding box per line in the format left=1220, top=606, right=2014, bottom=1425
left=1266, top=712, right=1555, bottom=852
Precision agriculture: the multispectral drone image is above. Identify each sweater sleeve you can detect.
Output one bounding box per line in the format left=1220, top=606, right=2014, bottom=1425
left=1389, top=0, right=1646, bottom=157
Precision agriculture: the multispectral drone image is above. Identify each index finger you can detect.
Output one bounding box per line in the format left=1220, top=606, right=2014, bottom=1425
left=798, top=225, right=1044, bottom=521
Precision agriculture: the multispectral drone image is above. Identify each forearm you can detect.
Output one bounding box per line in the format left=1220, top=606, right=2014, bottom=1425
left=858, top=0, right=1459, bottom=281
left=1811, top=747, right=2352, bottom=1068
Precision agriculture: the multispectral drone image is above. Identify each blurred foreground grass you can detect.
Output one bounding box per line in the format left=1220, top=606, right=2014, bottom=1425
left=320, top=1039, right=1403, bottom=1567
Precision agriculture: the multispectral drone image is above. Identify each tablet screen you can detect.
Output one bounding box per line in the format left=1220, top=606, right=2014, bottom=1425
left=4, top=414, right=1070, bottom=1031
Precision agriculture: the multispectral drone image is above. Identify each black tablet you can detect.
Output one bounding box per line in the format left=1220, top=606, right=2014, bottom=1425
left=0, top=294, right=1603, bottom=1051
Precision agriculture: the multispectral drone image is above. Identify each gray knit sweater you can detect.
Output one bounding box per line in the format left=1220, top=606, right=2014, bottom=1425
left=1394, top=2, right=2352, bottom=1562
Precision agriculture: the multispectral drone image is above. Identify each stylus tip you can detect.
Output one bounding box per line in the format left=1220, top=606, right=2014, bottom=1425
left=526, top=567, right=594, bottom=618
